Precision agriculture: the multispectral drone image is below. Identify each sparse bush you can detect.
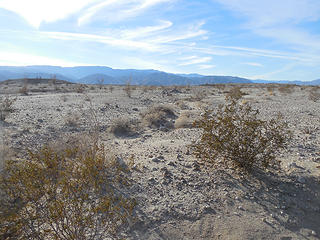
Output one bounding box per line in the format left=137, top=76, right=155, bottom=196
left=18, top=85, right=28, bottom=95
left=0, top=95, right=16, bottom=121
left=64, top=112, right=80, bottom=128
left=109, top=118, right=141, bottom=137
left=124, top=81, right=133, bottom=98
left=193, top=97, right=291, bottom=173
left=0, top=142, right=136, bottom=239
left=141, top=105, right=177, bottom=129
left=278, top=84, right=295, bottom=94
left=226, top=86, right=246, bottom=100
left=109, top=85, right=114, bottom=93
left=76, top=84, right=86, bottom=93
left=308, top=86, right=320, bottom=102
left=174, top=111, right=195, bottom=129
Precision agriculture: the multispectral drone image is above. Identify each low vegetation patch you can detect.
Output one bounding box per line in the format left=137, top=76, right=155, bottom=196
left=193, top=96, right=291, bottom=173
left=0, top=95, right=16, bottom=121
left=0, top=141, right=136, bottom=239
left=109, top=117, right=141, bottom=137
left=141, top=105, right=177, bottom=129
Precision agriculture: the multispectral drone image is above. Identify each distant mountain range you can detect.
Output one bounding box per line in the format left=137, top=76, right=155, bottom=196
left=0, top=65, right=319, bottom=86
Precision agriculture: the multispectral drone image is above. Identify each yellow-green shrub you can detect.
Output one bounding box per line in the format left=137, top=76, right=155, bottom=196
left=0, top=142, right=136, bottom=239
left=193, top=97, right=291, bottom=173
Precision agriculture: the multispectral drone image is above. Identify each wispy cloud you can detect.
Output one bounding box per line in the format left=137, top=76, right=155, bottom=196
left=214, top=0, right=320, bottom=54
left=41, top=31, right=160, bottom=51
left=198, top=64, right=216, bottom=69
left=78, top=0, right=173, bottom=25
left=179, top=56, right=212, bottom=66
left=0, top=0, right=96, bottom=28
left=243, top=62, right=263, bottom=67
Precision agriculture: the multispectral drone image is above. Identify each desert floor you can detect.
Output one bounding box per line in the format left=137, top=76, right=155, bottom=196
left=1, top=80, right=320, bottom=240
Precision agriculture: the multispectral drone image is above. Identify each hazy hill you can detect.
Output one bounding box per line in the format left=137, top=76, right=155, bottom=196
left=0, top=65, right=318, bottom=85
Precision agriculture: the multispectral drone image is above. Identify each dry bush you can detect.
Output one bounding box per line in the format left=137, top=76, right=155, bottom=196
left=225, top=86, right=246, bottom=100
left=174, top=111, right=195, bottom=129
left=0, top=141, right=136, bottom=239
left=109, top=118, right=141, bottom=137
left=193, top=96, right=291, bottom=173
left=64, top=112, right=80, bottom=128
left=175, top=100, right=190, bottom=110
left=278, top=84, right=295, bottom=94
left=59, top=94, right=69, bottom=102
left=109, top=85, right=114, bottom=93
left=308, top=86, right=320, bottom=102
left=0, top=95, right=16, bottom=121
left=124, top=81, right=133, bottom=98
left=191, top=88, right=207, bottom=101
left=76, top=84, right=86, bottom=93
left=18, top=85, right=28, bottom=95
left=141, top=105, right=177, bottom=129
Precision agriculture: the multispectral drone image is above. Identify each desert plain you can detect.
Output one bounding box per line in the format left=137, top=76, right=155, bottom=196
left=0, top=79, right=320, bottom=240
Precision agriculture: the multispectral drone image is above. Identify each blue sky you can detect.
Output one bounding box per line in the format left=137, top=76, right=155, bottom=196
left=0, top=0, right=320, bottom=80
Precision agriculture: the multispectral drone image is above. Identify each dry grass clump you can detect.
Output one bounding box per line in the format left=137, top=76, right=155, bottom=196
left=0, top=140, right=136, bottom=239
left=0, top=95, right=16, bottom=121
left=141, top=105, right=177, bottom=129
left=308, top=86, right=320, bottom=102
left=174, top=111, right=196, bottom=129
left=109, top=117, right=141, bottom=137
left=193, top=96, right=291, bottom=173
left=64, top=112, right=80, bottom=128
left=225, top=86, right=246, bottom=100
left=278, top=84, right=295, bottom=94
left=191, top=88, right=207, bottom=101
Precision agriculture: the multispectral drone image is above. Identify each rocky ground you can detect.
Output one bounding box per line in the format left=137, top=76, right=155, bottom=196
left=0, top=80, right=320, bottom=239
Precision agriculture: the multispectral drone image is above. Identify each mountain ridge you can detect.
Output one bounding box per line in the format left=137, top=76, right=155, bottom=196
left=0, top=65, right=318, bottom=85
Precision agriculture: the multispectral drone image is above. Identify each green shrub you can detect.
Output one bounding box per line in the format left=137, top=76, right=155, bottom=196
left=193, top=97, right=291, bottom=173
left=0, top=142, right=136, bottom=239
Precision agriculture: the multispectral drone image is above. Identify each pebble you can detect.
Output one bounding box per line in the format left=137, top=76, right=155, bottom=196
left=297, top=176, right=306, bottom=184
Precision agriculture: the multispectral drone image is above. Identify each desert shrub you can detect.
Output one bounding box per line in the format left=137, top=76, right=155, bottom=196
left=109, top=118, right=141, bottom=137
left=174, top=111, right=195, bottom=129
left=76, top=84, right=86, bottom=93
left=124, top=81, right=133, bottom=98
left=0, top=142, right=136, bottom=239
left=64, top=112, right=80, bottom=128
left=308, top=86, right=320, bottom=102
left=141, top=105, right=177, bottom=129
left=191, top=88, right=207, bottom=101
left=18, top=85, right=28, bottom=95
left=109, top=85, right=114, bottom=93
left=278, top=84, right=295, bottom=94
left=193, top=97, right=291, bottom=173
left=0, top=95, right=16, bottom=121
left=226, top=86, right=246, bottom=100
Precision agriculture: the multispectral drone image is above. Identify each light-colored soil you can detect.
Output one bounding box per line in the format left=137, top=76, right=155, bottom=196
left=1, top=81, right=320, bottom=239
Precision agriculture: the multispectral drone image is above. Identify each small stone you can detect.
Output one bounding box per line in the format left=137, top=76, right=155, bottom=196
left=297, top=176, right=306, bottom=184
left=152, top=157, right=161, bottom=163
left=311, top=230, right=317, bottom=236
left=168, top=161, right=175, bottom=166
left=238, top=206, right=244, bottom=211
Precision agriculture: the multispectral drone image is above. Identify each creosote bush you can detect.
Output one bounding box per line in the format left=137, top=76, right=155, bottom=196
left=0, top=142, right=136, bottom=239
left=0, top=95, right=16, bottom=121
left=226, top=86, right=246, bottom=100
left=193, top=96, right=291, bottom=173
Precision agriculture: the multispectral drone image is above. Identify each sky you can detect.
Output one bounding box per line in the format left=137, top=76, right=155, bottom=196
left=0, top=0, right=320, bottom=81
